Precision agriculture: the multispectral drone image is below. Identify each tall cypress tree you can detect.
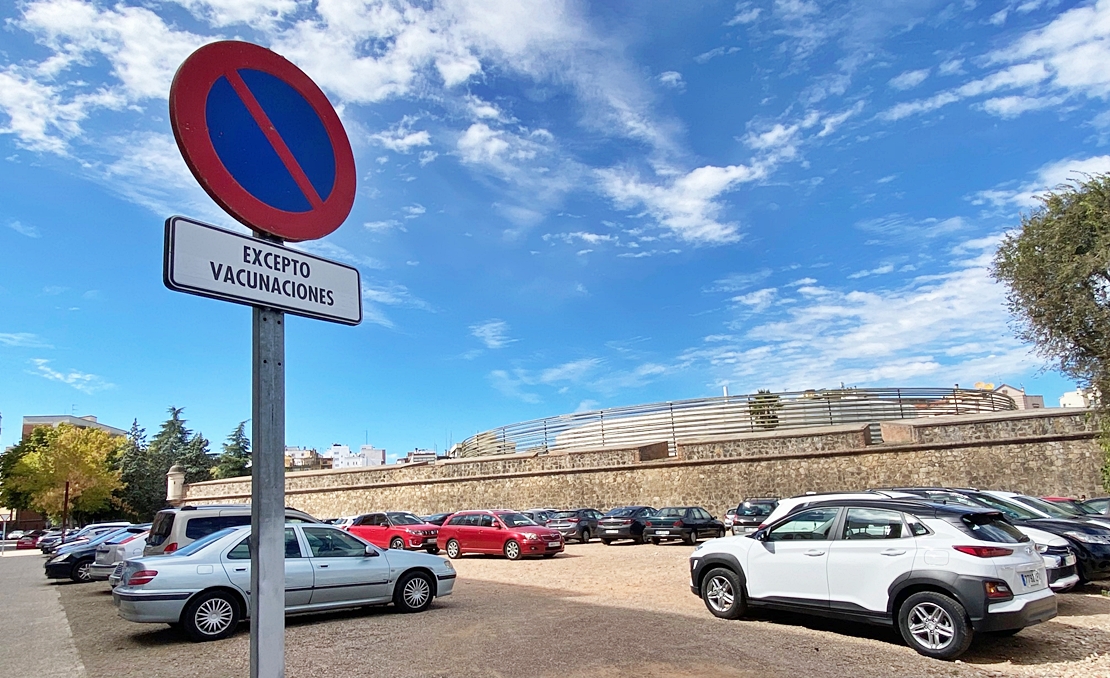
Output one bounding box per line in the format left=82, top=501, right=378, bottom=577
left=214, top=421, right=251, bottom=479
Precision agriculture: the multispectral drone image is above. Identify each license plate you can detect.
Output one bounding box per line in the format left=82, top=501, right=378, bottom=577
left=1020, top=570, right=1043, bottom=588
left=547, top=541, right=560, bottom=548
left=656, top=530, right=670, bottom=535
left=1064, top=554, right=1076, bottom=566
left=605, top=529, right=618, bottom=534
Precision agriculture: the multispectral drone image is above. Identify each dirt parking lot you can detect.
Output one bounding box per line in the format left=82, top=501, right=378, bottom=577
left=52, top=540, right=1110, bottom=677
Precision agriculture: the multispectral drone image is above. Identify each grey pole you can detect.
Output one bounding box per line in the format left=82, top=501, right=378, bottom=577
left=251, top=236, right=286, bottom=678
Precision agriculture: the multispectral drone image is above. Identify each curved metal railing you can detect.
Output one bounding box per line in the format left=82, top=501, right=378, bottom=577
left=452, top=387, right=1017, bottom=458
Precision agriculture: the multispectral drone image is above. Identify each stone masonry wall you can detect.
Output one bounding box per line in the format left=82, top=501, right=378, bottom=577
left=182, top=411, right=1103, bottom=519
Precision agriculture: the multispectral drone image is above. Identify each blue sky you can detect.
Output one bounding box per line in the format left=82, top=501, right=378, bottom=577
left=0, top=0, right=1104, bottom=461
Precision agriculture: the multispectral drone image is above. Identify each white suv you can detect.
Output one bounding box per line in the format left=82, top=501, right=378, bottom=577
left=690, top=497, right=1056, bottom=660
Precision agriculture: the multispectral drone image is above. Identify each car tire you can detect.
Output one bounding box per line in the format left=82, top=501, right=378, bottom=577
left=580, top=529, right=591, bottom=544
left=389, top=537, right=405, bottom=550
left=685, top=530, right=698, bottom=545
left=650, top=537, right=660, bottom=545
left=701, top=567, right=746, bottom=619
left=425, top=546, right=440, bottom=555
left=181, top=590, right=240, bottom=642
left=898, top=591, right=973, bottom=660
left=70, top=558, right=94, bottom=583
left=542, top=552, right=556, bottom=558
left=504, top=539, right=522, bottom=560
left=602, top=539, right=613, bottom=545
left=446, top=539, right=462, bottom=559
left=717, top=528, right=725, bottom=538
left=633, top=534, right=645, bottom=544
left=393, top=571, right=434, bottom=613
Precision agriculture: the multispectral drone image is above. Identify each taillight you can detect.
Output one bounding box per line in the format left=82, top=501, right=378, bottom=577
left=953, top=545, right=1013, bottom=558
left=620, top=520, right=632, bottom=525
left=567, top=518, right=579, bottom=523
left=163, top=542, right=178, bottom=553
left=984, top=581, right=1013, bottom=600
left=128, top=570, right=158, bottom=586
left=645, top=521, right=653, bottom=527
left=673, top=520, right=684, bottom=528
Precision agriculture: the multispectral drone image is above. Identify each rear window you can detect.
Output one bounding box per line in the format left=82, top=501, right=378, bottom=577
left=958, top=513, right=1028, bottom=543
left=184, top=515, right=251, bottom=540
left=737, top=503, right=774, bottom=517
left=552, top=511, right=579, bottom=519
left=147, top=512, right=175, bottom=546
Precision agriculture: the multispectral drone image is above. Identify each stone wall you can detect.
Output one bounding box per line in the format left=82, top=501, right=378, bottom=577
left=182, top=410, right=1103, bottom=519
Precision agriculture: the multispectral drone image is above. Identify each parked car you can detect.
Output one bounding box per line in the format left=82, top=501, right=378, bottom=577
left=438, top=510, right=563, bottom=560
left=114, top=523, right=455, bottom=641
left=891, top=488, right=1080, bottom=591
left=762, top=491, right=918, bottom=527
left=1082, top=497, right=1110, bottom=514
left=644, top=507, right=724, bottom=545
left=520, top=509, right=557, bottom=525
left=6, top=530, right=25, bottom=540
left=423, top=512, right=455, bottom=526
left=45, top=526, right=145, bottom=582
left=730, top=498, right=779, bottom=535
left=325, top=516, right=358, bottom=529
left=690, top=497, right=1055, bottom=660
left=145, top=504, right=318, bottom=556
left=346, top=512, right=440, bottom=553
left=546, top=508, right=603, bottom=543
left=40, top=523, right=128, bottom=554
left=596, top=506, right=656, bottom=544
left=1043, top=497, right=1102, bottom=515
left=999, top=491, right=1110, bottom=530
left=16, top=531, right=45, bottom=549
left=90, top=528, right=149, bottom=583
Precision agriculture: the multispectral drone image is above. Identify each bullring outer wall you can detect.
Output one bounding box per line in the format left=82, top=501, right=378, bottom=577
left=182, top=408, right=1103, bottom=518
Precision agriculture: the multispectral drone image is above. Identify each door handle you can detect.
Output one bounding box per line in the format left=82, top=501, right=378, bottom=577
left=318, top=564, right=329, bottom=568
left=234, top=567, right=247, bottom=572
left=881, top=549, right=907, bottom=556
left=804, top=550, right=825, bottom=556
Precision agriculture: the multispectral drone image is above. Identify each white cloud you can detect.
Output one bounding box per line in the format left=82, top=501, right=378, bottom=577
left=457, top=123, right=511, bottom=164
left=972, top=155, right=1110, bottom=208
left=0, top=333, right=51, bottom=348
left=682, top=235, right=1037, bottom=390
left=29, top=358, right=112, bottom=393
left=364, top=219, right=403, bottom=233
left=8, top=220, right=41, bottom=238
left=732, top=288, right=777, bottom=312
left=596, top=163, right=764, bottom=244
left=847, top=263, right=895, bottom=279
left=403, top=204, right=426, bottom=219
left=727, top=4, right=763, bottom=25
left=370, top=117, right=432, bottom=153
left=174, top=0, right=301, bottom=29
left=360, top=281, right=432, bottom=328
left=658, top=71, right=685, bottom=89
left=889, top=68, right=930, bottom=90
left=419, top=150, right=438, bottom=166
left=291, top=240, right=384, bottom=270
left=470, top=319, right=515, bottom=349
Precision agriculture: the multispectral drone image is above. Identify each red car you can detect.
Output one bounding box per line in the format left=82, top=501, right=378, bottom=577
left=346, top=512, right=441, bottom=553
left=437, top=510, right=564, bottom=560
left=16, top=531, right=44, bottom=550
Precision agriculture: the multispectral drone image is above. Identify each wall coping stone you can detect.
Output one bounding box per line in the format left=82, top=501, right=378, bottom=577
left=678, top=422, right=871, bottom=446
left=881, top=407, right=1091, bottom=431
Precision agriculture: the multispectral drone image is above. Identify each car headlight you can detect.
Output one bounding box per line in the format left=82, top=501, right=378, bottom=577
left=1064, top=531, right=1110, bottom=544
left=521, top=532, right=539, bottom=541
left=49, top=554, right=70, bottom=563
left=442, top=560, right=454, bottom=571
left=1035, top=543, right=1048, bottom=553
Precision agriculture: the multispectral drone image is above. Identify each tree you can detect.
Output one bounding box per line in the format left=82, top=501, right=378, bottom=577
left=0, top=425, right=53, bottom=511
left=117, top=419, right=159, bottom=521
left=992, top=174, right=1110, bottom=488
left=749, top=389, right=783, bottom=430
left=7, top=424, right=123, bottom=521
left=177, top=433, right=216, bottom=484
left=214, top=421, right=251, bottom=479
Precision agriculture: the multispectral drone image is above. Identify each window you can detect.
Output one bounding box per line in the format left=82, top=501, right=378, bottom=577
left=696, top=509, right=713, bottom=520
left=387, top=512, right=424, bottom=526
left=499, top=513, right=537, bottom=527
left=905, top=514, right=931, bottom=537
left=447, top=514, right=466, bottom=526
left=147, top=512, right=175, bottom=546
left=479, top=515, right=495, bottom=528
left=958, top=514, right=1028, bottom=544
left=767, top=507, right=839, bottom=542
left=842, top=508, right=905, bottom=540
left=185, top=515, right=251, bottom=540
left=226, top=529, right=304, bottom=559
left=737, top=502, right=774, bottom=517
left=302, top=527, right=368, bottom=557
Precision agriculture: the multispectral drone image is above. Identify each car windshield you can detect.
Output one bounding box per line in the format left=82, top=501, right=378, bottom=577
left=173, top=527, right=240, bottom=556
left=971, top=494, right=1042, bottom=521
left=656, top=507, right=687, bottom=518
left=498, top=513, right=538, bottom=527
left=1067, top=501, right=1101, bottom=515
left=604, top=507, right=641, bottom=517
left=1016, top=495, right=1079, bottom=518
left=387, top=512, right=425, bottom=526
left=737, top=503, right=773, bottom=516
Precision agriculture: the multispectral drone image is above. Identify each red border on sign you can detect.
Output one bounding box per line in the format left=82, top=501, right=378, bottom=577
left=169, top=41, right=356, bottom=242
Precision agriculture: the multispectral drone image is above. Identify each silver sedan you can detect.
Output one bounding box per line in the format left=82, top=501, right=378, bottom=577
left=113, top=523, right=456, bottom=641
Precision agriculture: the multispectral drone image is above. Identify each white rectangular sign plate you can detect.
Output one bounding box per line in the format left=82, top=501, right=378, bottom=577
left=164, top=216, right=362, bottom=325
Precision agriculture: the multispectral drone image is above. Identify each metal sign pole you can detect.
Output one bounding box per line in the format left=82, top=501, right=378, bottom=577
left=251, top=276, right=286, bottom=677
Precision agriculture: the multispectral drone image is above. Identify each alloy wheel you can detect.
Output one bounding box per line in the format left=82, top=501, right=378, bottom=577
left=705, top=575, right=735, bottom=613
left=195, top=597, right=235, bottom=636
left=402, top=576, right=431, bottom=608
left=907, top=602, right=955, bottom=650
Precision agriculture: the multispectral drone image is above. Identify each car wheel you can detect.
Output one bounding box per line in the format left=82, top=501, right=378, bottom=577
left=70, top=558, right=94, bottom=583
left=425, top=546, right=440, bottom=555
left=389, top=537, right=406, bottom=550
left=650, top=537, right=660, bottom=545
left=542, top=553, right=556, bottom=558
left=685, top=530, right=698, bottom=545
left=446, top=539, right=462, bottom=559
left=504, top=539, right=522, bottom=560
left=580, top=529, right=591, bottom=544
left=898, top=591, right=973, bottom=660
left=393, top=571, right=434, bottom=613
left=181, top=590, right=240, bottom=642
left=701, top=567, right=746, bottom=619
left=601, top=539, right=613, bottom=545
left=717, top=528, right=725, bottom=539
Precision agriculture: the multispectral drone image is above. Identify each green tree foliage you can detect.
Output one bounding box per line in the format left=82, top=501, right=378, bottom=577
left=992, top=175, right=1110, bottom=489
left=214, top=421, right=251, bottom=479
left=117, top=408, right=217, bottom=520
left=177, top=434, right=214, bottom=484
left=7, top=424, right=123, bottom=520
left=0, top=425, right=53, bottom=510
left=117, top=419, right=160, bottom=521
left=750, top=389, right=783, bottom=430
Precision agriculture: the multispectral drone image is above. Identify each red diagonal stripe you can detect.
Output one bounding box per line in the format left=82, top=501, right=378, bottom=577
left=224, top=68, right=325, bottom=210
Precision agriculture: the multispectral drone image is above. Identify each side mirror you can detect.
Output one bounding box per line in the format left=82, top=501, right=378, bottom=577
left=493, top=523, right=503, bottom=529
left=365, top=546, right=379, bottom=557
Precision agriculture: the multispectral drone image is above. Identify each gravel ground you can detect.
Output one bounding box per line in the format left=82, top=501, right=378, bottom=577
left=51, top=539, right=1110, bottom=677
